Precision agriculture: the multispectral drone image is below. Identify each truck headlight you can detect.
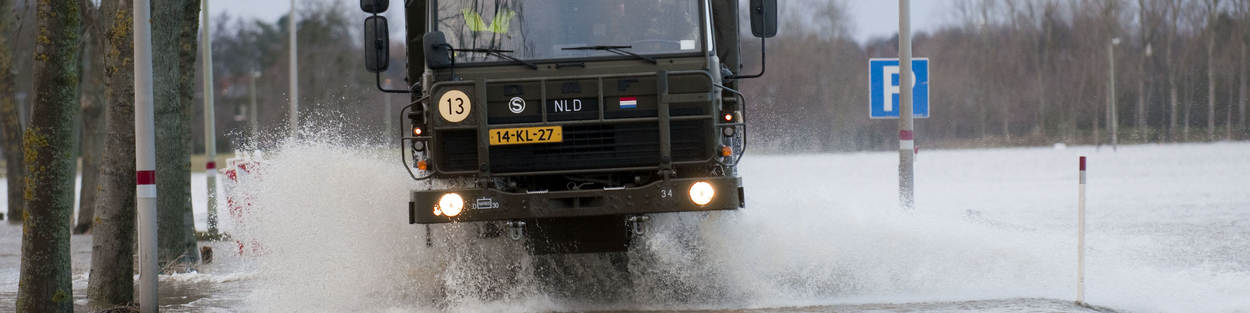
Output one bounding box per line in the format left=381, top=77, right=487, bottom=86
left=689, top=182, right=715, bottom=206
left=436, top=193, right=464, bottom=217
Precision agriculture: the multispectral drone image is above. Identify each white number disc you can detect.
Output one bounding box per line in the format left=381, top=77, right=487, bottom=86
left=439, top=90, right=472, bottom=123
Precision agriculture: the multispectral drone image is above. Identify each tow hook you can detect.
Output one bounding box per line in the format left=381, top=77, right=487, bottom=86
left=506, top=220, right=526, bottom=241
left=627, top=215, right=651, bottom=235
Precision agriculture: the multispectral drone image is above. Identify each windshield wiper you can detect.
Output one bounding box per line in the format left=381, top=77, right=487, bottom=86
left=453, top=48, right=539, bottom=70
left=562, top=45, right=657, bottom=64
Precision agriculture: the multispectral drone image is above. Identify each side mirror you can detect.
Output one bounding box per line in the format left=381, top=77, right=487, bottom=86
left=423, top=31, right=453, bottom=69
left=364, top=16, right=389, bottom=73
left=360, top=0, right=388, bottom=14
left=749, top=0, right=777, bottom=38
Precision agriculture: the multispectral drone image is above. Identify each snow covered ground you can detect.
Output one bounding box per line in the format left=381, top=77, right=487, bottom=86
left=0, top=141, right=1246, bottom=312
left=726, top=142, right=1250, bottom=312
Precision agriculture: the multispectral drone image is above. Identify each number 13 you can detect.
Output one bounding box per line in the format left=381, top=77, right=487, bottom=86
left=445, top=97, right=464, bottom=115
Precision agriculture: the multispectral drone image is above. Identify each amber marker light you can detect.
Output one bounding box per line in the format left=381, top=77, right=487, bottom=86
left=438, top=193, right=464, bottom=217
left=721, top=145, right=733, bottom=157
left=417, top=160, right=428, bottom=171
left=689, top=182, right=715, bottom=206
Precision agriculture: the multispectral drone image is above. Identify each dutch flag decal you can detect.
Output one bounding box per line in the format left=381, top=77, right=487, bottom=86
left=619, top=97, right=637, bottom=109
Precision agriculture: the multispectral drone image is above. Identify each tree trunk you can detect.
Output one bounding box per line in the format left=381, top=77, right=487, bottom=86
left=1240, top=42, right=1247, bottom=135
left=1165, top=41, right=1175, bottom=142
left=1138, top=53, right=1148, bottom=142
left=1229, top=77, right=1235, bottom=139
left=1170, top=59, right=1179, bottom=141
left=1208, top=34, right=1216, bottom=140
left=75, top=1, right=110, bottom=234
left=1137, top=0, right=1150, bottom=142
left=75, top=99, right=103, bottom=233
left=1035, top=69, right=1047, bottom=136
left=16, top=0, right=80, bottom=311
left=1185, top=79, right=1193, bottom=140
left=1168, top=5, right=1180, bottom=142
left=1001, top=97, right=1010, bottom=140
left=0, top=0, right=24, bottom=225
left=1094, top=99, right=1101, bottom=146
left=87, top=0, right=135, bottom=308
left=152, top=0, right=200, bottom=270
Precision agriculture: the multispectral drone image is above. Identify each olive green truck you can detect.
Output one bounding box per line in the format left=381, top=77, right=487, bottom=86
left=359, top=0, right=775, bottom=254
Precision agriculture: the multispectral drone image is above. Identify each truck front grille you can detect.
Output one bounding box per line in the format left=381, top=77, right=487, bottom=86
left=436, top=121, right=709, bottom=174
left=490, top=120, right=709, bottom=173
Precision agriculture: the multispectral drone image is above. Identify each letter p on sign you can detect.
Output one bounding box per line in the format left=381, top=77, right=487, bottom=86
left=869, top=58, right=930, bottom=119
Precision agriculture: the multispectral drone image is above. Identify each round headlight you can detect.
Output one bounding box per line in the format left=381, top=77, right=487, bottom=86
left=437, top=193, right=464, bottom=217
left=689, top=182, right=715, bottom=206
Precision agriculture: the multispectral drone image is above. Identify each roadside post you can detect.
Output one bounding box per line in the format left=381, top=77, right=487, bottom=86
left=869, top=55, right=929, bottom=209
left=289, top=0, right=299, bottom=137
left=870, top=2, right=929, bottom=210
left=249, top=71, right=260, bottom=136
left=1108, top=38, right=1120, bottom=151
left=1077, top=156, right=1087, bottom=305
left=202, top=0, right=219, bottom=236
left=898, top=0, right=915, bottom=209
left=133, top=0, right=159, bottom=311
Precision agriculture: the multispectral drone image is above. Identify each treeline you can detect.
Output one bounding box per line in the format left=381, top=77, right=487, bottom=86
left=0, top=0, right=408, bottom=311
left=205, top=0, right=406, bottom=149
left=2, top=0, right=403, bottom=155
left=742, top=0, right=1250, bottom=152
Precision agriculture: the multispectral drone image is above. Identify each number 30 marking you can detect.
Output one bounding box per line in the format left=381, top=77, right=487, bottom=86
left=439, top=90, right=471, bottom=123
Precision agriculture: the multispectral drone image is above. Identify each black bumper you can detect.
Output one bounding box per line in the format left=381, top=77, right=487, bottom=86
left=409, top=176, right=743, bottom=224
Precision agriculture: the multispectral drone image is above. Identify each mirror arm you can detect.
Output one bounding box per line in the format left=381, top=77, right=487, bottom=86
left=727, top=38, right=765, bottom=80
left=377, top=72, right=412, bottom=93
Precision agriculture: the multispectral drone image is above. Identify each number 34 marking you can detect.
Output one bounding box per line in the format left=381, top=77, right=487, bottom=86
left=439, top=90, right=471, bottom=123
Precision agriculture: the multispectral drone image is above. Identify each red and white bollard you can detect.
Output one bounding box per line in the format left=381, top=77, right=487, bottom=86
left=1076, top=156, right=1087, bottom=305
left=133, top=0, right=159, bottom=310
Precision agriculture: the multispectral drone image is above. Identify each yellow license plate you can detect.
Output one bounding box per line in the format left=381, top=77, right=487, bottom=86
left=489, top=126, right=563, bottom=145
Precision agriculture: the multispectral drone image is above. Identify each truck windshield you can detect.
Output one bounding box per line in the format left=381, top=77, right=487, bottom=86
left=436, top=0, right=704, bottom=63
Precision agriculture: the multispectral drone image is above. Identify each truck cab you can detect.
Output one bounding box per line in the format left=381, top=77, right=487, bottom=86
left=361, top=0, right=775, bottom=254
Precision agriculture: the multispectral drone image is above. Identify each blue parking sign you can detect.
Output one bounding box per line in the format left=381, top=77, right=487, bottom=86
left=869, top=58, right=929, bottom=119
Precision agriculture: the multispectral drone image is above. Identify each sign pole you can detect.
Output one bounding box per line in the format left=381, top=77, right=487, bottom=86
left=249, top=71, right=259, bottom=136
left=1108, top=39, right=1119, bottom=151
left=1077, top=156, right=1087, bottom=305
left=133, top=0, right=159, bottom=311
left=201, top=0, right=218, bottom=236
left=288, top=0, right=299, bottom=137
left=898, top=0, right=916, bottom=209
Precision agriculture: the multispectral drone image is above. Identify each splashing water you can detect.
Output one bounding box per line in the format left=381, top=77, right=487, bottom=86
left=224, top=125, right=1250, bottom=312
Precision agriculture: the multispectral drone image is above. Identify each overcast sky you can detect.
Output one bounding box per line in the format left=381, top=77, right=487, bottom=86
left=845, top=1, right=956, bottom=43
left=208, top=0, right=957, bottom=44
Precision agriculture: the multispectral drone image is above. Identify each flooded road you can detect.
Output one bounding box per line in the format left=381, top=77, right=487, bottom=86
left=1, top=141, right=1248, bottom=312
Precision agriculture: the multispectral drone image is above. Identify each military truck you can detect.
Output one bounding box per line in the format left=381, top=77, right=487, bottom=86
left=360, top=0, right=775, bottom=254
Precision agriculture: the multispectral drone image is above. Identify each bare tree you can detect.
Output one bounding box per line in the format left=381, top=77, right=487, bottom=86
left=1167, top=0, right=1183, bottom=141
left=0, top=0, right=23, bottom=224
left=16, top=0, right=79, bottom=311
left=1139, top=0, right=1163, bottom=141
left=152, top=0, right=201, bottom=270
left=1206, top=0, right=1220, bottom=140
left=1238, top=0, right=1248, bottom=134
left=87, top=0, right=136, bottom=308
left=74, top=0, right=111, bottom=234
